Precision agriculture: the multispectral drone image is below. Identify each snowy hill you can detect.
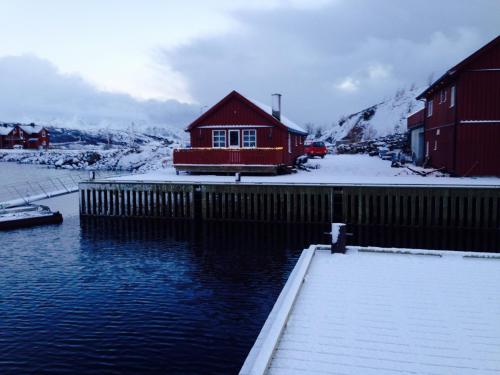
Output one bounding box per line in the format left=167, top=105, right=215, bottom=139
left=321, top=86, right=423, bottom=143
left=0, top=123, right=186, bottom=172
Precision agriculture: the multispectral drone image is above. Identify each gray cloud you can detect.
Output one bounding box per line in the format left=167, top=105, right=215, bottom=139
left=163, top=0, right=500, bottom=126
left=0, top=55, right=198, bottom=130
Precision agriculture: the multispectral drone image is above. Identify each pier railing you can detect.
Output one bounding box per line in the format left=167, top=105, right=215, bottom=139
left=0, top=171, right=122, bottom=208
left=173, top=147, right=285, bottom=166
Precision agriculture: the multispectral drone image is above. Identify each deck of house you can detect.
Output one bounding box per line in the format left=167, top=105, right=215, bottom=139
left=241, top=246, right=500, bottom=375
left=173, top=147, right=286, bottom=174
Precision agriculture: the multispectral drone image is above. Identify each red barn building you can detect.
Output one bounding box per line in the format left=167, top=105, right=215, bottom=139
left=415, top=35, right=500, bottom=176
left=173, top=91, right=308, bottom=174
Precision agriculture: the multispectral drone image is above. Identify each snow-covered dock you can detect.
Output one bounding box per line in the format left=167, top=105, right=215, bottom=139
left=241, top=246, right=500, bottom=375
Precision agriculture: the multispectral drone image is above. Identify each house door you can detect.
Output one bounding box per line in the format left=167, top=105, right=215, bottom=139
left=228, top=130, right=240, bottom=148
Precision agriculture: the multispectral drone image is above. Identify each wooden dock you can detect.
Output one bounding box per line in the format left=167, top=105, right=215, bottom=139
left=240, top=246, right=500, bottom=375
left=79, top=180, right=500, bottom=228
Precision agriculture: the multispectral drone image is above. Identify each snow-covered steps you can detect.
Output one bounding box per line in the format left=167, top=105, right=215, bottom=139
left=241, top=246, right=500, bottom=375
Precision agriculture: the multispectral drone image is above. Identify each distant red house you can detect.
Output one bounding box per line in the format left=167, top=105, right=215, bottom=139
left=415, top=35, right=500, bottom=176
left=20, top=124, right=50, bottom=150
left=173, top=91, right=308, bottom=174
left=0, top=124, right=49, bottom=149
left=0, top=125, right=16, bottom=148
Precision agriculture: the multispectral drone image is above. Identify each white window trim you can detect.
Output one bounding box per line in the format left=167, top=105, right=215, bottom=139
left=288, top=134, right=292, bottom=154
left=427, top=100, right=433, bottom=117
left=242, top=129, right=257, bottom=148
left=228, top=129, right=240, bottom=148
left=212, top=130, right=226, bottom=148
left=450, top=86, right=456, bottom=108
left=434, top=140, right=438, bottom=151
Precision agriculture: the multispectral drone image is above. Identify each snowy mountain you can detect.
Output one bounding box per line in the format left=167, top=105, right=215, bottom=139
left=321, top=86, right=424, bottom=144
left=0, top=123, right=185, bottom=172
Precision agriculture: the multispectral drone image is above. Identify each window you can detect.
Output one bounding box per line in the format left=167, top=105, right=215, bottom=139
left=436, top=129, right=440, bottom=136
left=288, top=134, right=291, bottom=154
left=450, top=86, right=456, bottom=108
left=439, top=89, right=447, bottom=104
left=434, top=140, right=438, bottom=151
left=426, top=141, right=429, bottom=157
left=228, top=130, right=240, bottom=147
left=212, top=130, right=226, bottom=148
left=242, top=129, right=256, bottom=148
left=427, top=99, right=433, bottom=117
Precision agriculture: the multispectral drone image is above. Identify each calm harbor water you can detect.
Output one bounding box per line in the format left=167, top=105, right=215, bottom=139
left=1, top=162, right=499, bottom=374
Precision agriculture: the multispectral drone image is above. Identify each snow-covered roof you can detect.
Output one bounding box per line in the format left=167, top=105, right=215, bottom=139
left=406, top=106, right=425, bottom=119
left=242, top=246, right=500, bottom=375
left=20, top=125, right=44, bottom=134
left=249, top=98, right=307, bottom=135
left=0, top=126, right=14, bottom=135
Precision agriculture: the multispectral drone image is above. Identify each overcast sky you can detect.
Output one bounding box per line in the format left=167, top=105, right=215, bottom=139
left=0, top=0, right=498, bottom=128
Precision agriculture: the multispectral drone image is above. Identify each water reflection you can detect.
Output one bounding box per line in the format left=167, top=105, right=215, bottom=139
left=348, top=224, right=500, bottom=252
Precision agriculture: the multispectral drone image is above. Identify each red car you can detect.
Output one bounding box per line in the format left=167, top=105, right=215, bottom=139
left=305, top=141, right=328, bottom=158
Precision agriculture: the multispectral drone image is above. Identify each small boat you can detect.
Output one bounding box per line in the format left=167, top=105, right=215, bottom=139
left=0, top=204, right=63, bottom=230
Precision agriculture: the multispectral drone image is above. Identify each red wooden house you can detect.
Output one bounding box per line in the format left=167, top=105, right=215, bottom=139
left=20, top=124, right=50, bottom=150
left=0, top=125, right=15, bottom=148
left=0, top=123, right=49, bottom=149
left=416, top=35, right=500, bottom=176
left=173, top=91, right=308, bottom=174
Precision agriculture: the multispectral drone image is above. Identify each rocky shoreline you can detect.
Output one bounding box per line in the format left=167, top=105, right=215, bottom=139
left=0, top=145, right=173, bottom=173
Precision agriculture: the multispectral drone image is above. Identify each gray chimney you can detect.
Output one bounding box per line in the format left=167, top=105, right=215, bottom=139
left=272, top=93, right=281, bottom=121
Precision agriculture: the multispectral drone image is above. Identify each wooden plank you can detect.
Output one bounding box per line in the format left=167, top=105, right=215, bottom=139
left=491, top=192, right=498, bottom=229
left=466, top=192, right=474, bottom=228
left=286, top=192, right=292, bottom=223
left=434, top=191, right=441, bottom=226
left=475, top=193, right=482, bottom=229
left=442, top=190, right=449, bottom=227
left=387, top=190, right=393, bottom=226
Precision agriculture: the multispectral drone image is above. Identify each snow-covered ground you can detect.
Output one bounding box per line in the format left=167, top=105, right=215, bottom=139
left=111, top=154, right=500, bottom=186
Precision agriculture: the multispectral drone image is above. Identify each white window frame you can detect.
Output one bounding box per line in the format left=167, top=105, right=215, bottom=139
left=427, top=99, right=433, bottom=117
left=450, top=86, right=456, bottom=108
left=228, top=129, right=240, bottom=148
left=434, top=140, right=438, bottom=151
left=288, top=133, right=292, bottom=154
left=212, top=130, right=226, bottom=148
left=242, top=129, right=257, bottom=148
left=426, top=141, right=429, bottom=157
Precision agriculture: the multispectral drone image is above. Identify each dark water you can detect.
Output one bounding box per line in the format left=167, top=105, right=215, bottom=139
left=1, top=198, right=499, bottom=375
left=0, top=216, right=327, bottom=375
